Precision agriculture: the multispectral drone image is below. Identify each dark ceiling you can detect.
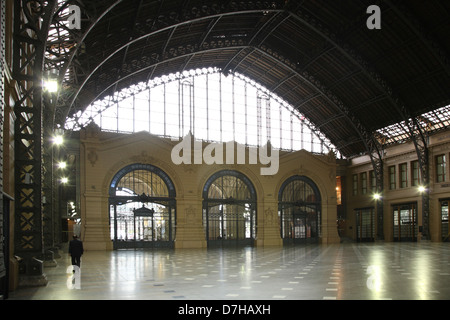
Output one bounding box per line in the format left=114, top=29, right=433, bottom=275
left=52, top=0, right=450, bottom=158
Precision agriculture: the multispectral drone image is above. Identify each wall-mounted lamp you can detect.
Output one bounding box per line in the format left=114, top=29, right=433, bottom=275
left=43, top=69, right=59, bottom=93
left=44, top=79, right=58, bottom=93
left=52, top=135, right=64, bottom=145
left=57, top=161, right=67, bottom=169
left=418, top=185, right=427, bottom=193
left=52, top=128, right=65, bottom=145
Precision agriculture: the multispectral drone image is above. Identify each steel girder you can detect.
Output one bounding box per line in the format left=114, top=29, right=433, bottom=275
left=0, top=0, right=6, bottom=284
left=50, top=0, right=124, bottom=128
left=56, top=3, right=386, bottom=238
left=380, top=0, right=450, bottom=239
left=290, top=5, right=442, bottom=239
left=59, top=6, right=384, bottom=149
left=12, top=0, right=57, bottom=282
left=19, top=1, right=449, bottom=245
left=58, top=8, right=287, bottom=124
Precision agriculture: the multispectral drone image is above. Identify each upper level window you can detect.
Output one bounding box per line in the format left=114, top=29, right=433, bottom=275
left=399, top=163, right=407, bottom=188
left=411, top=161, right=419, bottom=187
left=360, top=172, right=367, bottom=195
left=389, top=166, right=396, bottom=190
left=436, top=155, right=447, bottom=183
left=352, top=174, right=358, bottom=196
left=66, top=68, right=341, bottom=158
left=370, top=170, right=376, bottom=193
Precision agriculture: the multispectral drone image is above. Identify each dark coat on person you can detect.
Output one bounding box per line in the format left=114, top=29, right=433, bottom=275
left=69, top=238, right=84, bottom=257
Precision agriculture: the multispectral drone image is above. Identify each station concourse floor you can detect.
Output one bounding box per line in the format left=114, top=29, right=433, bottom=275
left=7, top=242, right=450, bottom=301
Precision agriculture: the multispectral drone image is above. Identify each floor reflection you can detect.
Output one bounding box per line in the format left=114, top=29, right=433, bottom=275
left=7, top=242, right=450, bottom=300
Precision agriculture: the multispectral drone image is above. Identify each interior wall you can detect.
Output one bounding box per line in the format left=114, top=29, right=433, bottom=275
left=78, top=123, right=340, bottom=250
left=345, top=130, right=450, bottom=242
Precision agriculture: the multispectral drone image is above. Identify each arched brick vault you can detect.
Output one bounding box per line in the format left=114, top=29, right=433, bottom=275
left=48, top=0, right=450, bottom=160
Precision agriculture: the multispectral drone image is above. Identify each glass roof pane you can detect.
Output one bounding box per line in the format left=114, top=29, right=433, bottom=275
left=65, top=68, right=342, bottom=158
left=375, top=105, right=450, bottom=146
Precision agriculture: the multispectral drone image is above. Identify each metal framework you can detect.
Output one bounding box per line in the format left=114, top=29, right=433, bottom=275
left=67, top=68, right=342, bottom=157
left=109, top=163, right=176, bottom=249
left=278, top=175, right=321, bottom=244
left=7, top=1, right=450, bottom=268
left=393, top=203, right=419, bottom=242
left=202, top=170, right=257, bottom=247
left=12, top=0, right=58, bottom=283
left=375, top=105, right=450, bottom=238
left=50, top=2, right=450, bottom=242
left=0, top=0, right=6, bottom=293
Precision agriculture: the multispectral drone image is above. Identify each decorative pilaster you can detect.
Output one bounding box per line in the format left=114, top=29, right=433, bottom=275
left=175, top=201, right=207, bottom=249
left=256, top=204, right=282, bottom=247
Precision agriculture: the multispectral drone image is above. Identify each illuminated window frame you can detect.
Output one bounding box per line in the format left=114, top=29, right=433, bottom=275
left=66, top=68, right=341, bottom=157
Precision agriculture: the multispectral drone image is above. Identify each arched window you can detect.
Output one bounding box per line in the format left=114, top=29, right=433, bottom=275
left=203, top=170, right=256, bottom=247
left=67, top=68, right=341, bottom=158
left=109, top=164, right=176, bottom=249
left=278, top=176, right=321, bottom=244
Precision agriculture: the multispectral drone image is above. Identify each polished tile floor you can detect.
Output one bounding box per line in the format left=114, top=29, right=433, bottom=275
left=7, top=242, right=450, bottom=300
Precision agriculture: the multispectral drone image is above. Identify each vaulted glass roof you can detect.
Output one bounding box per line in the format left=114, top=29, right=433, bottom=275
left=375, top=104, right=450, bottom=146
left=66, top=67, right=342, bottom=158
left=45, top=1, right=450, bottom=159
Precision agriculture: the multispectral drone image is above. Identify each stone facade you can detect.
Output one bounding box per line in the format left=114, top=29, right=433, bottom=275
left=345, top=130, right=450, bottom=242
left=79, top=124, right=340, bottom=250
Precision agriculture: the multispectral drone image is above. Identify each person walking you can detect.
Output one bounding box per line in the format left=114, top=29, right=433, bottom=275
left=69, top=235, right=84, bottom=269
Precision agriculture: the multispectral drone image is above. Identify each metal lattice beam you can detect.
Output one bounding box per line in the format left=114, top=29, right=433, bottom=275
left=0, top=0, right=6, bottom=287
left=57, top=8, right=286, bottom=125
left=12, top=0, right=57, bottom=284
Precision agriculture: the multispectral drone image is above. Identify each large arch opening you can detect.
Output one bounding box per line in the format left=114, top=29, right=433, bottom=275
left=67, top=68, right=342, bottom=158
left=278, top=176, right=321, bottom=244
left=202, top=170, right=257, bottom=248
left=109, top=163, right=176, bottom=249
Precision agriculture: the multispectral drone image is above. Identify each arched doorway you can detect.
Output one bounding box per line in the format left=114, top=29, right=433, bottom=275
left=203, top=170, right=257, bottom=247
left=109, top=164, right=176, bottom=249
left=279, top=176, right=321, bottom=244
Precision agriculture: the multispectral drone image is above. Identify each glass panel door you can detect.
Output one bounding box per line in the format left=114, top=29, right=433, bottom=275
left=293, top=212, right=306, bottom=239
left=356, top=208, right=375, bottom=242
left=135, top=216, right=153, bottom=241
left=393, top=203, right=417, bottom=242
left=281, top=206, right=318, bottom=244
left=279, top=176, right=321, bottom=245
left=203, top=170, right=257, bottom=248
left=206, top=202, right=255, bottom=247
left=111, top=202, right=174, bottom=249
left=441, top=201, right=449, bottom=241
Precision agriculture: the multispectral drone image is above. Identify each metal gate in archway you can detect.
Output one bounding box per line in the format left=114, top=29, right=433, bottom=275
left=279, top=176, right=321, bottom=244
left=109, top=164, right=176, bottom=249
left=203, top=170, right=257, bottom=248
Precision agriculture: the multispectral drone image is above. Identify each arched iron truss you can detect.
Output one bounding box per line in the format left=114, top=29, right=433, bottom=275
left=52, top=4, right=385, bottom=196
left=49, top=1, right=386, bottom=238
left=12, top=0, right=59, bottom=282
left=10, top=0, right=450, bottom=280
left=0, top=0, right=6, bottom=286
left=67, top=67, right=341, bottom=156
